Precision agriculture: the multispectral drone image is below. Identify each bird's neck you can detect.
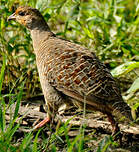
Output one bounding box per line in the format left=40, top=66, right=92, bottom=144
left=30, top=25, right=54, bottom=54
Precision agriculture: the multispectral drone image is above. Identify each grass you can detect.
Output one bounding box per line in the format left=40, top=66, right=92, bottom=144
left=0, top=0, right=139, bottom=151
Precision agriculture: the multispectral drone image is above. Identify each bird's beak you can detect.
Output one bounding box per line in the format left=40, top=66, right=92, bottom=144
left=8, top=13, right=16, bottom=21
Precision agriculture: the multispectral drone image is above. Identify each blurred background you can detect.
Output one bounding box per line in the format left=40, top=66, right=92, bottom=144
left=1, top=0, right=138, bottom=112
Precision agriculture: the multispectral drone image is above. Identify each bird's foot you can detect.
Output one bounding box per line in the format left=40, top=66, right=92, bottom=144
left=112, top=131, right=123, bottom=146
left=33, top=117, right=50, bottom=130
left=107, top=114, right=123, bottom=145
left=112, top=124, right=123, bottom=146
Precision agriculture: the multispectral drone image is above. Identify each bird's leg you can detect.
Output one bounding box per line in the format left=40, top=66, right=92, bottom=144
left=33, top=102, right=65, bottom=130
left=33, top=113, right=50, bottom=130
left=33, top=103, right=53, bottom=129
left=107, top=113, right=122, bottom=145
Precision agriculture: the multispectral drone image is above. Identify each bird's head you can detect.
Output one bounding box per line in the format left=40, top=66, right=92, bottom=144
left=8, top=6, right=47, bottom=30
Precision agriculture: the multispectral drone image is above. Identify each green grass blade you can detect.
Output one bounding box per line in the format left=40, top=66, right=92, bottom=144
left=0, top=98, right=5, bottom=132
left=13, top=81, right=25, bottom=120
left=5, top=123, right=20, bottom=146
left=67, top=134, right=81, bottom=152
left=0, top=55, right=6, bottom=132
left=0, top=54, right=6, bottom=95
left=0, top=97, right=6, bottom=132
left=33, top=129, right=42, bottom=152
left=20, top=132, right=33, bottom=152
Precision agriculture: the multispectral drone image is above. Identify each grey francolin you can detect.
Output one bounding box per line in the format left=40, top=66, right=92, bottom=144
left=8, top=6, right=133, bottom=137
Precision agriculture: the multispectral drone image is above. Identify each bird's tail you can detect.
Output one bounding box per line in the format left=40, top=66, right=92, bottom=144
left=112, top=99, right=133, bottom=121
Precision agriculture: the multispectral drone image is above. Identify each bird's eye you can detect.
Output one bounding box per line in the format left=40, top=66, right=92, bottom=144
left=18, top=11, right=25, bottom=16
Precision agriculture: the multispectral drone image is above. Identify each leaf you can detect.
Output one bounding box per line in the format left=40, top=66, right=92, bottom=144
left=133, top=102, right=139, bottom=110
left=8, top=35, right=19, bottom=44
left=111, top=62, right=139, bottom=77
left=127, top=78, right=139, bottom=94
left=83, top=27, right=94, bottom=39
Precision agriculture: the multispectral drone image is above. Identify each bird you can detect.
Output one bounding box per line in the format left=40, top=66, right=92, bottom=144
left=8, top=6, right=133, bottom=139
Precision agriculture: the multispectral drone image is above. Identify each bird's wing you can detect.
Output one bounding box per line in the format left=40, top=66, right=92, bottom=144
left=44, top=40, right=122, bottom=107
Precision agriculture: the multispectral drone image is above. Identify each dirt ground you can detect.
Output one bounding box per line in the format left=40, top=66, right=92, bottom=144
left=6, top=97, right=139, bottom=152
